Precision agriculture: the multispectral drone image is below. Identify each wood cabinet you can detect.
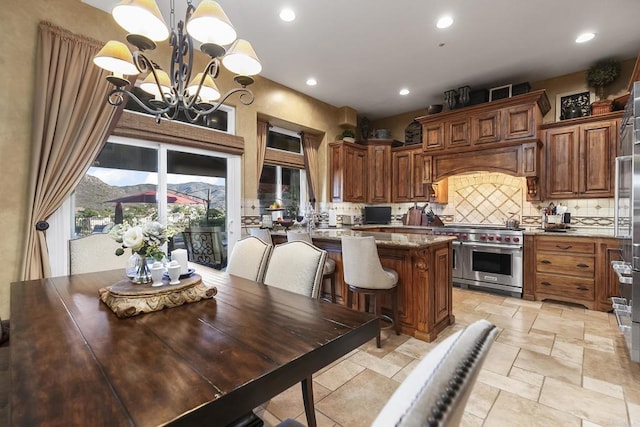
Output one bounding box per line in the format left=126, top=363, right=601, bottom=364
left=391, top=146, right=447, bottom=203
left=524, top=234, right=621, bottom=311
left=367, top=143, right=392, bottom=203
left=329, top=141, right=367, bottom=203
left=542, top=113, right=621, bottom=199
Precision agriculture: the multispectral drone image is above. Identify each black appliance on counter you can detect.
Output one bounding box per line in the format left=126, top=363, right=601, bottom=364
left=363, top=206, right=392, bottom=224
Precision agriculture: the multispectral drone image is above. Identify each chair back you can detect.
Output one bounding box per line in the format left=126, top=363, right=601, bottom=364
left=286, top=230, right=313, bottom=244
left=182, top=228, right=226, bottom=269
left=372, top=320, right=498, bottom=427
left=69, top=234, right=124, bottom=275
left=226, top=236, right=273, bottom=282
left=248, top=227, right=273, bottom=245
left=263, top=241, right=327, bottom=298
left=341, top=236, right=395, bottom=289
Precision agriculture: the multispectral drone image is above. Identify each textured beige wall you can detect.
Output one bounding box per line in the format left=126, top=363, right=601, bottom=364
left=371, top=57, right=636, bottom=139
left=0, top=0, right=341, bottom=319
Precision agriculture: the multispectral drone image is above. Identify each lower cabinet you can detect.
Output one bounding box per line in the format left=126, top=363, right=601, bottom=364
left=523, top=234, right=621, bottom=311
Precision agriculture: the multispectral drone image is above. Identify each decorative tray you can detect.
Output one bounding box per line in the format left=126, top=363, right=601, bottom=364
left=99, top=274, right=217, bottom=318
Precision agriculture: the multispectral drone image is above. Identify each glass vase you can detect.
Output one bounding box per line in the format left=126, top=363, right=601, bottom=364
left=131, top=254, right=152, bottom=285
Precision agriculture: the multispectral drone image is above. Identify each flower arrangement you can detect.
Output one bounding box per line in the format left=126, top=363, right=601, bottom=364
left=109, top=220, right=176, bottom=261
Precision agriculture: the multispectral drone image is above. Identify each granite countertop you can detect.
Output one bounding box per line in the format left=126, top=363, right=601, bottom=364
left=272, top=228, right=455, bottom=248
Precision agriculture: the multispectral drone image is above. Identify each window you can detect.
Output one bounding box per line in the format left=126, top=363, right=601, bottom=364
left=267, top=126, right=303, bottom=153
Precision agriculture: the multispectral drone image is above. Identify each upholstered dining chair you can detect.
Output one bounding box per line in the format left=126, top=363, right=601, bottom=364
left=341, top=235, right=400, bottom=348
left=226, top=236, right=273, bottom=283
left=372, top=319, right=498, bottom=427
left=248, top=227, right=273, bottom=245
left=286, top=230, right=337, bottom=303
left=263, top=240, right=327, bottom=299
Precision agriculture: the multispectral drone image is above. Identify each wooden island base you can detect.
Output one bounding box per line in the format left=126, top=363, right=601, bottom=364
left=273, top=230, right=455, bottom=342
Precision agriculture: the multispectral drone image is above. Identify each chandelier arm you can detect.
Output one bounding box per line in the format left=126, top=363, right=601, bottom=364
left=106, top=87, right=175, bottom=117
left=182, top=58, right=220, bottom=110
left=196, top=87, right=255, bottom=116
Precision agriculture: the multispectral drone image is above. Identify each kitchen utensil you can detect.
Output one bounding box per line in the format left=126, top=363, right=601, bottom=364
left=505, top=219, right=520, bottom=229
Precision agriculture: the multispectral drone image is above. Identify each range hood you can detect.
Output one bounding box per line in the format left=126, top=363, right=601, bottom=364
left=416, top=90, right=550, bottom=200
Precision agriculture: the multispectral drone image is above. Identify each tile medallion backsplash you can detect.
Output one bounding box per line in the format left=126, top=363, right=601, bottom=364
left=242, top=172, right=615, bottom=230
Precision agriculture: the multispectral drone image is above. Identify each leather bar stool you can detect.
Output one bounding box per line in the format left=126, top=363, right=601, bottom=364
left=287, top=230, right=337, bottom=303
left=341, top=236, right=400, bottom=348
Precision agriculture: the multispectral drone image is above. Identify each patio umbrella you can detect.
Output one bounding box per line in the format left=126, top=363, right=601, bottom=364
left=106, top=190, right=200, bottom=204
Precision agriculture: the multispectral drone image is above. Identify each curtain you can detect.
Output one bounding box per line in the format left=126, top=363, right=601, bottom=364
left=256, top=120, right=269, bottom=184
left=301, top=132, right=321, bottom=202
left=21, top=22, right=127, bottom=280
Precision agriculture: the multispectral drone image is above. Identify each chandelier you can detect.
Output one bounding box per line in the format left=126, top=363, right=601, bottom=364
left=93, top=0, right=261, bottom=123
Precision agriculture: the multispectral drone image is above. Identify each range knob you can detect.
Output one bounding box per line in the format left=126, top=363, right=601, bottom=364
left=495, top=236, right=502, bottom=241
left=513, top=237, right=520, bottom=243
left=461, top=234, right=468, bottom=239
left=448, top=232, right=454, bottom=236
left=504, top=236, right=511, bottom=242
left=488, top=235, right=494, bottom=241
left=480, top=235, right=486, bottom=240
left=454, top=233, right=460, bottom=238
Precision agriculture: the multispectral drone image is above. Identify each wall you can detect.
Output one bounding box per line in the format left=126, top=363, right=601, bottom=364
left=0, top=0, right=343, bottom=319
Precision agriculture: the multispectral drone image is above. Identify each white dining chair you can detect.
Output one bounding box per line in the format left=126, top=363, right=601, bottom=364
left=226, top=236, right=273, bottom=283
left=286, top=230, right=337, bottom=303
left=372, top=320, right=498, bottom=427
left=248, top=227, right=273, bottom=245
left=263, top=240, right=327, bottom=299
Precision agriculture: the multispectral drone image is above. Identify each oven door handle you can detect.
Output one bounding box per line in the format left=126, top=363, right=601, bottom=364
left=466, top=242, right=523, bottom=251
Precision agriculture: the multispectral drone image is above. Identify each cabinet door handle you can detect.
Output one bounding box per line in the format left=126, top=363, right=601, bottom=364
left=576, top=263, right=589, bottom=268
left=556, top=245, right=572, bottom=250
left=540, top=260, right=551, bottom=264
left=540, top=281, right=551, bottom=286
left=576, top=286, right=589, bottom=291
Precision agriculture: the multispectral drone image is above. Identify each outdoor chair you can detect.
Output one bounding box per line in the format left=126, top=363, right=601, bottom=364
left=182, top=228, right=227, bottom=269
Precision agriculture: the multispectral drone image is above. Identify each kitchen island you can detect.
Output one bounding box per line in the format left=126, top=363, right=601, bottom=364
left=271, top=229, right=456, bottom=342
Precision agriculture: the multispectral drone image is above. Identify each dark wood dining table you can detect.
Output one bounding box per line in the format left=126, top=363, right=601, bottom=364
left=9, top=268, right=379, bottom=426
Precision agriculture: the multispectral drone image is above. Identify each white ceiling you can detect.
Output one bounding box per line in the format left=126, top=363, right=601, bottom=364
left=83, top=0, right=640, bottom=119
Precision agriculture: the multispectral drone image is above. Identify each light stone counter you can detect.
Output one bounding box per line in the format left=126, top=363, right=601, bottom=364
left=523, top=227, right=618, bottom=239
left=272, top=228, right=455, bottom=248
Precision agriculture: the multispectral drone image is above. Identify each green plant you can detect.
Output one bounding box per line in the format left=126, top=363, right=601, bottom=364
left=586, top=59, right=621, bottom=100
left=341, top=129, right=356, bottom=138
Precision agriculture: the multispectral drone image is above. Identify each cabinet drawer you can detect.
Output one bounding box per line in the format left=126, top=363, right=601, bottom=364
left=536, top=273, right=594, bottom=300
left=536, top=238, right=594, bottom=254
left=536, top=253, right=594, bottom=277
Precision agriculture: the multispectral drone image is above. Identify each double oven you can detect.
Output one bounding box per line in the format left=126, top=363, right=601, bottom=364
left=433, top=225, right=524, bottom=298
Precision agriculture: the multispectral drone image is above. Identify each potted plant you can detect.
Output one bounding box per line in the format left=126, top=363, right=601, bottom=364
left=586, top=58, right=621, bottom=114
left=341, top=128, right=356, bottom=143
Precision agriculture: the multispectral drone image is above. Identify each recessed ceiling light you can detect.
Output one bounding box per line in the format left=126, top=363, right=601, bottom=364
left=280, top=8, right=296, bottom=22
left=399, top=88, right=410, bottom=96
left=436, top=16, right=453, bottom=29
left=575, top=32, right=595, bottom=43
left=306, top=78, right=317, bottom=86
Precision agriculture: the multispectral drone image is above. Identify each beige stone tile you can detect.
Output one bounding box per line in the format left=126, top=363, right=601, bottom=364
left=532, top=313, right=584, bottom=339
left=474, top=302, right=518, bottom=317
left=381, top=350, right=415, bottom=370
left=623, top=383, right=640, bottom=405
left=394, top=337, right=436, bottom=359
left=315, top=370, right=398, bottom=427
left=292, top=409, right=337, bottom=427
left=464, top=381, right=500, bottom=419
left=314, top=349, right=358, bottom=376
left=513, top=349, right=582, bottom=385
left=561, top=307, right=610, bottom=322
left=314, top=359, right=365, bottom=391
left=539, top=377, right=628, bottom=426
left=551, top=336, right=584, bottom=364
left=496, top=328, right=555, bottom=355
left=391, top=358, right=419, bottom=383
left=487, top=312, right=536, bottom=333
left=508, top=366, right=544, bottom=388
left=478, top=369, right=541, bottom=401
left=501, top=297, right=543, bottom=309
left=453, top=310, right=490, bottom=326
left=260, top=409, right=281, bottom=427
left=265, top=381, right=332, bottom=422
left=582, top=333, right=615, bottom=353
left=582, top=348, right=629, bottom=386
left=485, top=390, right=581, bottom=427
left=358, top=331, right=410, bottom=356
left=627, top=402, right=640, bottom=427
left=482, top=340, right=520, bottom=376
left=582, top=376, right=624, bottom=399
left=347, top=349, right=403, bottom=378
left=460, top=411, right=484, bottom=427
left=581, top=420, right=603, bottom=427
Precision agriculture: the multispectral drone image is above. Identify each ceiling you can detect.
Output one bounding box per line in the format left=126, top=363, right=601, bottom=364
left=83, top=0, right=640, bottom=119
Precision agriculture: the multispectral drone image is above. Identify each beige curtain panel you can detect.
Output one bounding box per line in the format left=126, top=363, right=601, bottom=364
left=22, top=22, right=126, bottom=280
left=302, top=132, right=320, bottom=202
left=256, top=120, right=268, bottom=184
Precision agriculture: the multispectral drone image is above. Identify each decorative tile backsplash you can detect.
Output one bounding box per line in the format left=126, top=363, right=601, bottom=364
left=242, top=172, right=615, bottom=229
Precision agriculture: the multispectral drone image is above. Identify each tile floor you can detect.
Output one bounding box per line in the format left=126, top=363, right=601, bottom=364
left=255, top=288, right=640, bottom=427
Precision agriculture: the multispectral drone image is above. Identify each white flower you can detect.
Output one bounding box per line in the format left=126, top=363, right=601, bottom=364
left=122, top=226, right=144, bottom=251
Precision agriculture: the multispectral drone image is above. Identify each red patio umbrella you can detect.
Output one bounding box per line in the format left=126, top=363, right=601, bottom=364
left=106, top=190, right=200, bottom=204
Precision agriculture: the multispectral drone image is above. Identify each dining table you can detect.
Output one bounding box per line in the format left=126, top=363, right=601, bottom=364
left=9, top=267, right=379, bottom=426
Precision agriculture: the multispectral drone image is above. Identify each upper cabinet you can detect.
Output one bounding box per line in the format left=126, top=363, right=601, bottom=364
left=391, top=146, right=447, bottom=203
left=542, top=112, right=621, bottom=199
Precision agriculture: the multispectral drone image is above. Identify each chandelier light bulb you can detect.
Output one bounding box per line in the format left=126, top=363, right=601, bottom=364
left=112, top=0, right=169, bottom=42
left=187, top=0, right=237, bottom=47
left=187, top=73, right=221, bottom=102
left=93, top=40, right=139, bottom=76
left=222, top=39, right=262, bottom=76
left=140, top=69, right=173, bottom=100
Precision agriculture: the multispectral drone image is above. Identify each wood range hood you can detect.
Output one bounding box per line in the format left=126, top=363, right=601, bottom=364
left=416, top=90, right=551, bottom=199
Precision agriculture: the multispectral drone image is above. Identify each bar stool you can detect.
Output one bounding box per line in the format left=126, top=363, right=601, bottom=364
left=341, top=235, right=400, bottom=348
left=287, top=230, right=337, bottom=303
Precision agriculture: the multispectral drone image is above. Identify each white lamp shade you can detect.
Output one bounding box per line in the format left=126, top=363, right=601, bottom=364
left=140, top=69, right=172, bottom=98
left=186, top=0, right=237, bottom=46
left=112, top=0, right=169, bottom=42
left=93, top=40, right=139, bottom=75
left=222, top=39, right=262, bottom=76
left=187, top=73, right=221, bottom=102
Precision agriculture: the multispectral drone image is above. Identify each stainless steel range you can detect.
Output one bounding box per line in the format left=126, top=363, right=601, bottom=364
left=432, top=224, right=524, bottom=298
